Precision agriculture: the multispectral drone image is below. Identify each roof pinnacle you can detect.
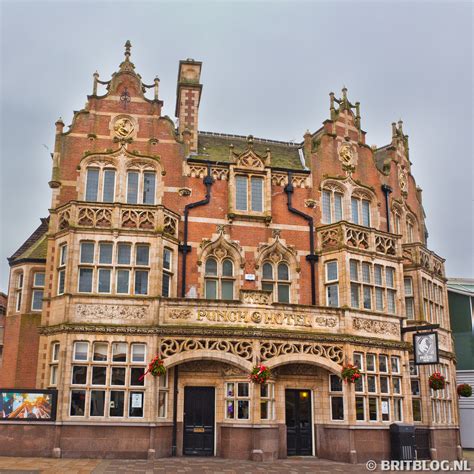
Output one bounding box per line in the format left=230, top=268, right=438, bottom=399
left=124, top=40, right=132, bottom=60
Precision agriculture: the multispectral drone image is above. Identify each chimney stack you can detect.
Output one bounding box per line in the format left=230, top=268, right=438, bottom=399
left=175, top=59, right=203, bottom=153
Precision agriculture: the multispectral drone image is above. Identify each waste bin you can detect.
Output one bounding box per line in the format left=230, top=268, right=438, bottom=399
left=390, top=423, right=416, bottom=460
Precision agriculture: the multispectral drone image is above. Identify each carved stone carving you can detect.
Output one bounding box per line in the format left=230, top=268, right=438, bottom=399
left=338, top=142, right=354, bottom=166
left=113, top=116, right=135, bottom=139
left=352, top=317, right=398, bottom=336
left=271, top=173, right=310, bottom=188
left=259, top=341, right=343, bottom=364
left=160, top=337, right=253, bottom=361
left=240, top=289, right=272, bottom=305
left=320, top=228, right=342, bottom=249
left=375, top=235, right=397, bottom=256
left=346, top=228, right=369, bottom=250
left=398, top=166, right=408, bottom=194
left=75, top=304, right=148, bottom=322
left=77, top=207, right=112, bottom=228
left=163, top=215, right=177, bottom=237
left=121, top=209, right=155, bottom=229
left=168, top=309, right=192, bottom=320
left=58, top=209, right=70, bottom=230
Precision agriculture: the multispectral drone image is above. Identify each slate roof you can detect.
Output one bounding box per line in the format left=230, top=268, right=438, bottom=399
left=9, top=218, right=49, bottom=265
left=194, top=132, right=305, bottom=170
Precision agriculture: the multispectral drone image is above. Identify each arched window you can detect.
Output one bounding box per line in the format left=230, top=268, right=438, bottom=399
left=204, top=257, right=235, bottom=300
left=126, top=169, right=156, bottom=205
left=406, top=217, right=415, bottom=243
left=351, top=194, right=371, bottom=227
left=85, top=166, right=116, bottom=202
left=322, top=186, right=343, bottom=224
left=261, top=261, right=290, bottom=303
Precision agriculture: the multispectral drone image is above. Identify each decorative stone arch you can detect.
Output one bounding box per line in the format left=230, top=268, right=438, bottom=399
left=163, top=349, right=253, bottom=372
left=197, top=227, right=244, bottom=298
left=256, top=235, right=300, bottom=303
left=351, top=186, right=378, bottom=227
left=265, top=353, right=342, bottom=376
left=320, top=178, right=346, bottom=195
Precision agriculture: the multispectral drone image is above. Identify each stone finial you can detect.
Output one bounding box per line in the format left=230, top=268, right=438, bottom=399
left=398, top=119, right=404, bottom=135
left=55, top=117, right=64, bottom=133
left=392, top=122, right=397, bottom=138
left=124, top=40, right=132, bottom=60
left=154, top=76, right=160, bottom=100
left=247, top=135, right=254, bottom=148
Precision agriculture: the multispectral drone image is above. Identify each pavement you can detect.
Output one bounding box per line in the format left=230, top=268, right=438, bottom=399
left=0, top=454, right=472, bottom=474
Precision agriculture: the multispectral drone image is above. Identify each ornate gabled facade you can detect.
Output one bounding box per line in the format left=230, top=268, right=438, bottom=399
left=0, top=42, right=460, bottom=462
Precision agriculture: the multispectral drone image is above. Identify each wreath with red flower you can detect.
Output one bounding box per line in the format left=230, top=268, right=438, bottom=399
left=139, top=355, right=166, bottom=381
left=249, top=364, right=271, bottom=384
left=457, top=384, right=472, bottom=398
left=341, top=364, right=361, bottom=383
left=428, top=372, right=446, bottom=391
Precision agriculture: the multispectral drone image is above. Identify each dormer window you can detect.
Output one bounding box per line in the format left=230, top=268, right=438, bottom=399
left=85, top=167, right=116, bottom=203
left=235, top=175, right=264, bottom=212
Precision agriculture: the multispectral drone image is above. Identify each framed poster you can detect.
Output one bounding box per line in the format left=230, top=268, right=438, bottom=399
left=414, top=332, right=439, bottom=365
left=0, top=389, right=57, bottom=421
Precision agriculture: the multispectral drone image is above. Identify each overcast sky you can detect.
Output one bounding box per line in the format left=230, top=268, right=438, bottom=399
left=0, top=1, right=472, bottom=292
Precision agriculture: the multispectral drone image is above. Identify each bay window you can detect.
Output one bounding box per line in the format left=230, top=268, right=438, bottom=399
left=85, top=167, right=116, bottom=203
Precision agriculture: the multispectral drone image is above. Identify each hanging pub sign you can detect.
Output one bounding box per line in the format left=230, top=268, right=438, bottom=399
left=413, top=332, right=439, bottom=365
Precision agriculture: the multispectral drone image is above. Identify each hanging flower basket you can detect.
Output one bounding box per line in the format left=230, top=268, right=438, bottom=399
left=249, top=364, right=271, bottom=384
left=457, top=384, right=472, bottom=398
left=341, top=364, right=361, bottom=383
left=429, top=372, right=446, bottom=391
left=139, top=355, right=166, bottom=381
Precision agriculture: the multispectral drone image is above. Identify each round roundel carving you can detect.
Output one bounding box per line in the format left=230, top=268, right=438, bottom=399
left=338, top=143, right=354, bottom=165
left=113, top=116, right=135, bottom=139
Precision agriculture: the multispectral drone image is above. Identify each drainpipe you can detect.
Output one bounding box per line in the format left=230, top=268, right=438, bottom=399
left=381, top=184, right=393, bottom=233
left=171, top=365, right=179, bottom=456
left=179, top=163, right=213, bottom=297
left=284, top=171, right=318, bottom=305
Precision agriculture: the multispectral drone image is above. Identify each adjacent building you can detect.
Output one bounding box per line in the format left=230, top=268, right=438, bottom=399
left=448, top=278, right=474, bottom=449
left=0, top=42, right=461, bottom=462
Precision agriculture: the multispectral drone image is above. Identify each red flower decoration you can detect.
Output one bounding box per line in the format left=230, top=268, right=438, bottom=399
left=428, top=372, right=446, bottom=391
left=249, top=364, right=271, bottom=384
left=341, top=363, right=361, bottom=384
left=139, top=355, right=166, bottom=381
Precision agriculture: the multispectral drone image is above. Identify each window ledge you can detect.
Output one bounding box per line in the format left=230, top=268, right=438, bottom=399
left=228, top=212, right=271, bottom=225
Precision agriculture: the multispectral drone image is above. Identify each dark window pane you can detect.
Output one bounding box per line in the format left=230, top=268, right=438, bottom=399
left=330, top=375, right=343, bottom=392
left=129, top=392, right=144, bottom=417
left=222, top=259, right=233, bottom=277
left=205, top=258, right=217, bottom=276
left=111, top=367, right=126, bottom=385
left=112, top=343, right=127, bottom=362
left=262, top=263, right=273, bottom=280
left=237, top=400, right=249, bottom=419
left=90, top=390, right=105, bottom=417
left=221, top=280, right=234, bottom=300
left=80, top=242, right=94, bottom=264
left=72, top=366, right=87, bottom=385
left=103, top=169, right=115, bottom=202
left=205, top=279, right=217, bottom=299
left=78, top=268, right=93, bottom=293
left=412, top=399, right=422, bottom=422
left=136, top=245, right=149, bottom=266
left=98, top=269, right=111, bottom=293
left=99, top=243, right=113, bottom=264
left=116, top=270, right=129, bottom=294
left=369, top=398, right=378, bottom=421
left=32, top=290, right=43, bottom=310
left=250, top=176, right=263, bottom=212
left=143, top=172, right=156, bottom=204
left=93, top=343, right=108, bottom=361
left=92, top=366, right=106, bottom=385
left=277, top=263, right=289, bottom=280
left=70, top=390, right=86, bottom=416
left=86, top=168, right=99, bottom=201
left=134, top=271, right=148, bottom=295
left=277, top=284, right=290, bottom=303
left=235, top=175, right=248, bottom=211
left=127, top=172, right=139, bottom=204
left=162, top=273, right=170, bottom=297
left=130, top=367, right=145, bottom=386
left=110, top=391, right=125, bottom=417
left=356, top=397, right=365, bottom=421
left=117, top=244, right=131, bottom=265
left=163, top=249, right=172, bottom=270
left=331, top=397, right=344, bottom=420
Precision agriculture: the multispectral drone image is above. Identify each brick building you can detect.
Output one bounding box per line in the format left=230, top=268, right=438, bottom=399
left=0, top=42, right=460, bottom=461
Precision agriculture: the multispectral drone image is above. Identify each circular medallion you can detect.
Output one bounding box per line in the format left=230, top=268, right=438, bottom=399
left=113, top=117, right=135, bottom=139
left=338, top=143, right=354, bottom=165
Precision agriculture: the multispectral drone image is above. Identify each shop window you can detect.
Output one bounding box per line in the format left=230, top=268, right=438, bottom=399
left=225, top=382, right=250, bottom=420
left=260, top=383, right=275, bottom=420
left=261, top=261, right=290, bottom=303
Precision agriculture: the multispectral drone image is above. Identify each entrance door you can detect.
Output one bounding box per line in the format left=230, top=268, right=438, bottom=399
left=183, top=386, right=215, bottom=456
left=285, top=389, right=313, bottom=456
